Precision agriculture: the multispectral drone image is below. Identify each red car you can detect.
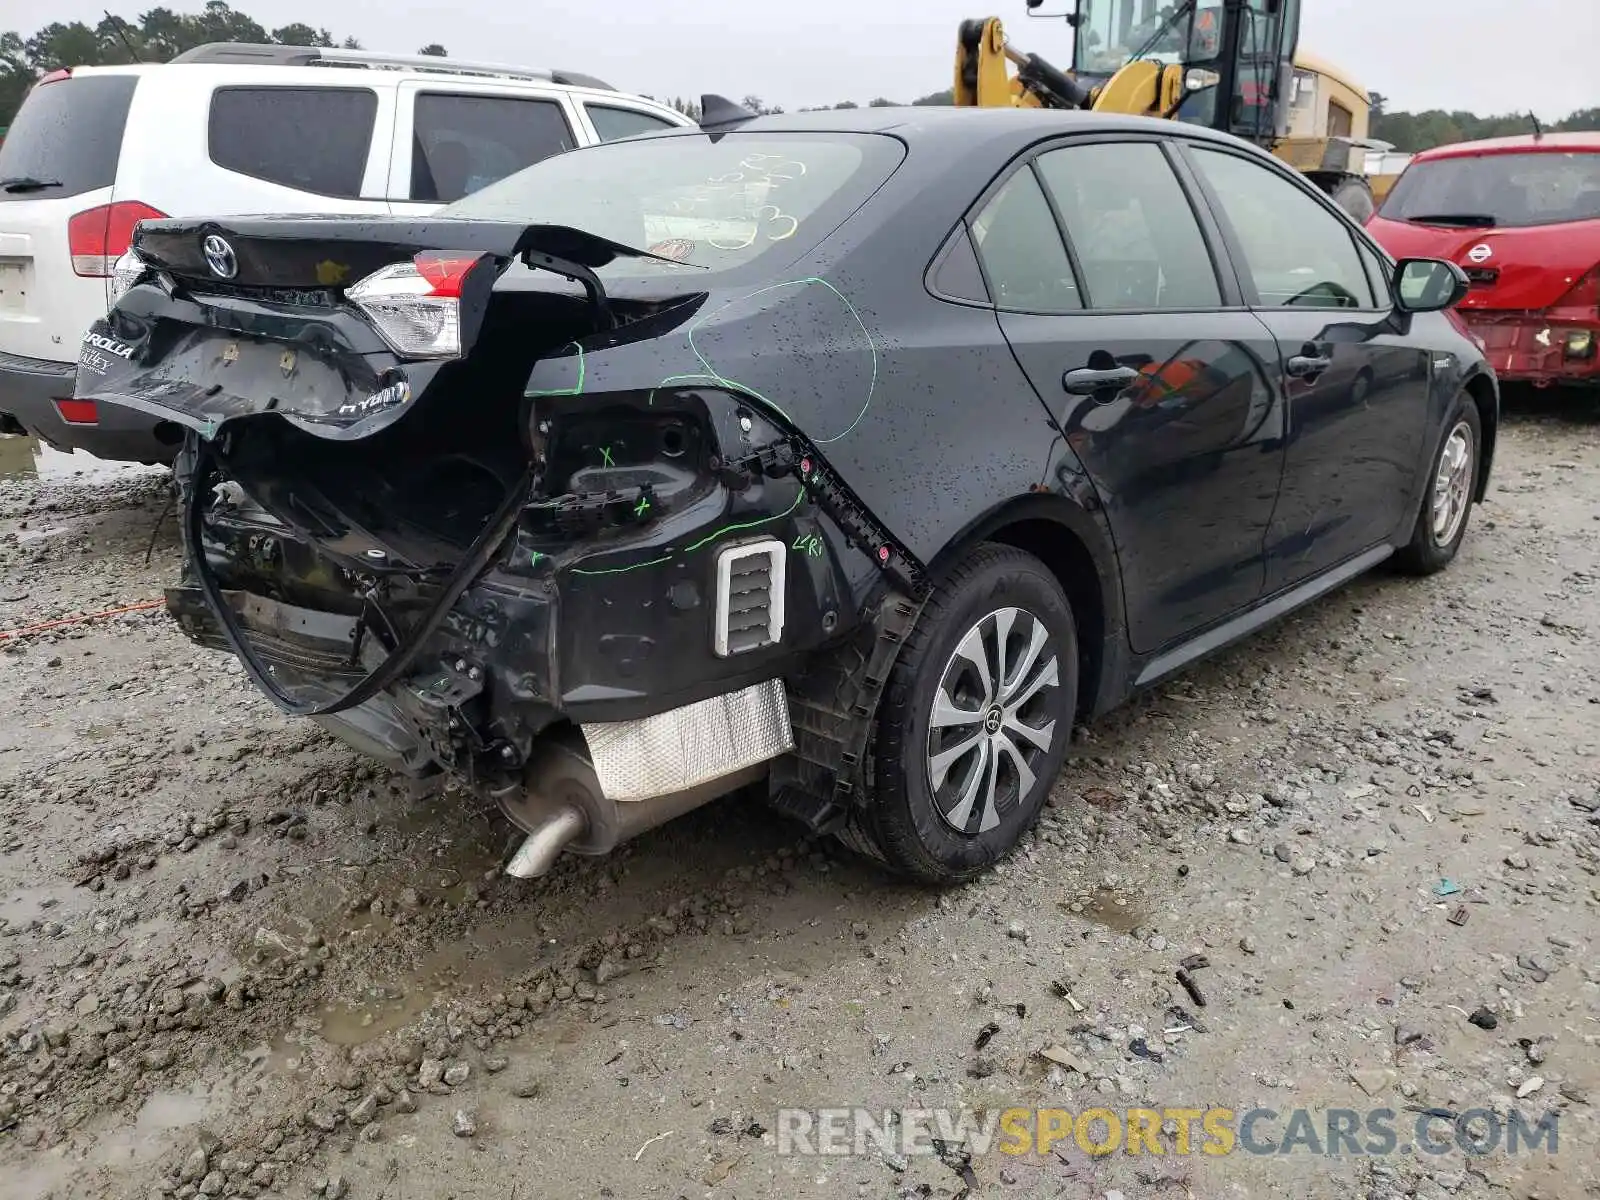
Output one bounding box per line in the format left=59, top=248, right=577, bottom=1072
left=1367, top=131, right=1600, bottom=387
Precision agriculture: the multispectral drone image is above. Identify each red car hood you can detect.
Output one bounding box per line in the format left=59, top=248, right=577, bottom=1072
left=1367, top=215, right=1600, bottom=311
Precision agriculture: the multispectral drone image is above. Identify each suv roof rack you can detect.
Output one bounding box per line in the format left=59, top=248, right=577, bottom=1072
left=168, top=43, right=614, bottom=90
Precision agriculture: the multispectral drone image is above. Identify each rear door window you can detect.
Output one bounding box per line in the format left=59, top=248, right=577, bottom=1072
left=586, top=105, right=679, bottom=143
left=411, top=93, right=576, bottom=203
left=1034, top=140, right=1221, bottom=310
left=209, top=86, right=378, bottom=199
left=0, top=74, right=138, bottom=202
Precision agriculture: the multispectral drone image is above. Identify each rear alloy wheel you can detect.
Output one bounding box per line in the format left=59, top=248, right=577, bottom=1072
left=1395, top=394, right=1481, bottom=575
left=840, top=543, right=1078, bottom=883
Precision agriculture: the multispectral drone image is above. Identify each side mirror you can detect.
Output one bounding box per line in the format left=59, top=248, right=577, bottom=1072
left=1393, top=258, right=1469, bottom=314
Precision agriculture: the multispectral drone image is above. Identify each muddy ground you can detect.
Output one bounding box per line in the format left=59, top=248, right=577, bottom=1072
left=0, top=396, right=1596, bottom=1200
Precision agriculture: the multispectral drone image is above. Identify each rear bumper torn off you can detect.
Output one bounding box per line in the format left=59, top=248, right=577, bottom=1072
left=1461, top=312, right=1600, bottom=386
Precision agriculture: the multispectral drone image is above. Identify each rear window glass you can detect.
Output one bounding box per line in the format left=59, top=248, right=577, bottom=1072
left=209, top=86, right=377, bottom=199
left=441, top=131, right=904, bottom=280
left=1380, top=151, right=1600, bottom=229
left=411, top=93, right=576, bottom=203
left=0, top=74, right=138, bottom=202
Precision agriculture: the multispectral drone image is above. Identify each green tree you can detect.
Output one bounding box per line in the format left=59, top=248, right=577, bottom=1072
left=25, top=22, right=110, bottom=71
left=273, top=24, right=335, bottom=47
left=739, top=94, right=785, bottom=115
left=0, top=31, right=33, bottom=128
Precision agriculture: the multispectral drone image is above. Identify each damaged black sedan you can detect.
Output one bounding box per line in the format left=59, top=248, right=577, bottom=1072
left=74, top=103, right=1496, bottom=884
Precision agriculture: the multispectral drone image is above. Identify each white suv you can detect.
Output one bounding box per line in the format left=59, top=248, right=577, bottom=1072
left=0, top=42, right=694, bottom=463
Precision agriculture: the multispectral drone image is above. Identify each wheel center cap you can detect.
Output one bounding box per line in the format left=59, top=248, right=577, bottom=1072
left=984, top=705, right=1003, bottom=734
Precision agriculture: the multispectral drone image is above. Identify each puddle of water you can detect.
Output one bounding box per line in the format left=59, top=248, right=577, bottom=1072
left=317, top=988, right=437, bottom=1046
left=265, top=981, right=442, bottom=1076
left=0, top=882, right=82, bottom=926
left=5, top=1082, right=226, bottom=1199
left=0, top=433, right=167, bottom=484
left=1064, top=886, right=1148, bottom=936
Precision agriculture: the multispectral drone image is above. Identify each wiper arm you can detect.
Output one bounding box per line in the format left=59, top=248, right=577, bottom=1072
left=0, top=177, right=64, bottom=193
left=1406, top=213, right=1497, bottom=228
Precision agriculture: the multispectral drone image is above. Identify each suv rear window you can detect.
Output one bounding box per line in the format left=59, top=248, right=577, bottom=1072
left=208, top=86, right=378, bottom=199
left=1381, top=151, right=1600, bottom=229
left=0, top=74, right=138, bottom=202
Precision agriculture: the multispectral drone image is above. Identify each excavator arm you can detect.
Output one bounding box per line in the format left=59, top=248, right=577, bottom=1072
left=955, top=17, right=1184, bottom=117
left=955, top=17, right=1092, bottom=109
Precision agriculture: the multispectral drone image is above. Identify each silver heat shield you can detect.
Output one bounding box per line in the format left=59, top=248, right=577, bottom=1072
left=580, top=678, right=794, bottom=803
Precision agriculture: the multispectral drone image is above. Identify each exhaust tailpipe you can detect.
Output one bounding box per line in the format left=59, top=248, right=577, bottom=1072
left=503, top=804, right=586, bottom=878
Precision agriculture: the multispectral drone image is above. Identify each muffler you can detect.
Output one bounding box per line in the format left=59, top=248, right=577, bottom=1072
left=497, top=730, right=768, bottom=878
left=497, top=679, right=795, bottom=878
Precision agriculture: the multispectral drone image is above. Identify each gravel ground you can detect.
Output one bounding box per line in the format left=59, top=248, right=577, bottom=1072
left=1, top=395, right=1596, bottom=1200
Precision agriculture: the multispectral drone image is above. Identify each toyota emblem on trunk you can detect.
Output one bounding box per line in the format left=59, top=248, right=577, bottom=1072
left=202, top=235, right=238, bottom=280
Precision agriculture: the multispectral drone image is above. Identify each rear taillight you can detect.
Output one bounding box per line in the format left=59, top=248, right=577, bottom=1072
left=54, top=399, right=99, bottom=425
left=67, top=201, right=167, bottom=278
left=345, top=252, right=490, bottom=359
left=109, top=249, right=150, bottom=304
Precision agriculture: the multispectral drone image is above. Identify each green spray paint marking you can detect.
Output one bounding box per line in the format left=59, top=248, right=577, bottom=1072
left=529, top=550, right=545, bottom=567
left=646, top=277, right=879, bottom=445
left=570, top=488, right=806, bottom=578
left=633, top=493, right=651, bottom=517
left=600, top=445, right=615, bottom=468
left=526, top=342, right=587, bottom=397
left=792, top=532, right=823, bottom=557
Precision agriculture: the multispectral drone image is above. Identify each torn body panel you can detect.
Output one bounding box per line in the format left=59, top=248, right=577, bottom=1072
left=69, top=172, right=1063, bottom=875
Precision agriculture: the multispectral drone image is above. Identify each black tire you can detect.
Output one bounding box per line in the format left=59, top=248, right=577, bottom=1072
left=1394, top=393, right=1482, bottom=575
left=839, top=543, right=1079, bottom=884
left=1329, top=176, right=1377, bottom=224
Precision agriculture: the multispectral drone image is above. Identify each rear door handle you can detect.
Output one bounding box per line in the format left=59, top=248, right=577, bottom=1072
left=1063, top=365, right=1140, bottom=395
left=1285, top=354, right=1332, bottom=378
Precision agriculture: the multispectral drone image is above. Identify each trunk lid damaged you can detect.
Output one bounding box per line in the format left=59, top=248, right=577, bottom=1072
left=75, top=219, right=691, bottom=440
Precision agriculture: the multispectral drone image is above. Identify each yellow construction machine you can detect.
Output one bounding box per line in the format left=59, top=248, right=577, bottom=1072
left=955, top=0, right=1386, bottom=220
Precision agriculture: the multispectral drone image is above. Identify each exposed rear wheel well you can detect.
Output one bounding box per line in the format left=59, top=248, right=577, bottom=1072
left=984, top=519, right=1105, bottom=724
left=1462, top=372, right=1497, bottom=501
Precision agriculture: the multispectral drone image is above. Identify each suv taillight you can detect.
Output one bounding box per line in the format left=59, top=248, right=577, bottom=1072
left=67, top=202, right=167, bottom=278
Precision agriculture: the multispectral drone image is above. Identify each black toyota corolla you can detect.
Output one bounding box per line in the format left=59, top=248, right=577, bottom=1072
left=74, top=103, right=1496, bottom=884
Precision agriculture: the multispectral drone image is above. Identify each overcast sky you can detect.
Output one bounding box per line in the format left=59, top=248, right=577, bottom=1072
left=3, top=0, right=1595, bottom=119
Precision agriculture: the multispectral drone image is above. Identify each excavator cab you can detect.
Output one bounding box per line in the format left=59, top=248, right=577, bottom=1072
left=1050, top=0, right=1300, bottom=146
left=958, top=0, right=1378, bottom=220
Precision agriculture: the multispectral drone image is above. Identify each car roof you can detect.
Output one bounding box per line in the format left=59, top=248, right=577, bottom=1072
left=62, top=50, right=639, bottom=102
left=656, top=104, right=1267, bottom=157
left=1412, top=130, right=1600, bottom=161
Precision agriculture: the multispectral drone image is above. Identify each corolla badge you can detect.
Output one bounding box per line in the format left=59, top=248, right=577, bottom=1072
left=202, top=234, right=238, bottom=280
left=1466, top=243, right=1493, bottom=264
